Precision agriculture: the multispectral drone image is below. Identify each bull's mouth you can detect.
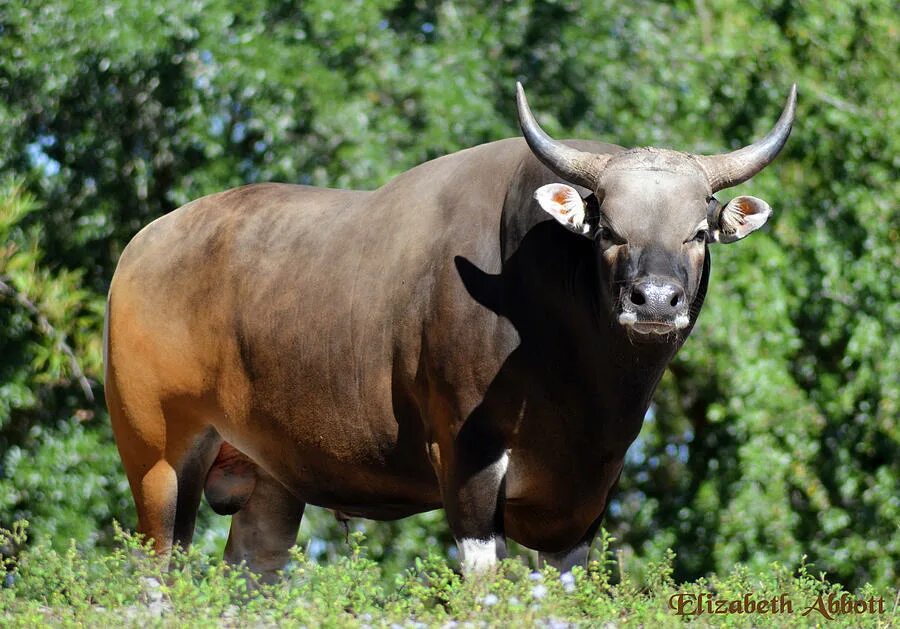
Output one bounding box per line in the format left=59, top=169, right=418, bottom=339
left=630, top=321, right=677, bottom=335
left=617, top=311, right=689, bottom=337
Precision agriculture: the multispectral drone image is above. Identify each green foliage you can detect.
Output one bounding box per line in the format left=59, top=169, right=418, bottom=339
left=0, top=0, right=896, bottom=598
left=0, top=181, right=126, bottom=543
left=1, top=524, right=895, bottom=627
left=0, top=420, right=132, bottom=546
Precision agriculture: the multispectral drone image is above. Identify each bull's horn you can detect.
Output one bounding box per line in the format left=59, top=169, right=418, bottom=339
left=694, top=84, right=797, bottom=191
left=516, top=82, right=609, bottom=190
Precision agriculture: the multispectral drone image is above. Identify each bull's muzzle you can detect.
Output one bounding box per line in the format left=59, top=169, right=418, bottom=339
left=618, top=276, right=690, bottom=336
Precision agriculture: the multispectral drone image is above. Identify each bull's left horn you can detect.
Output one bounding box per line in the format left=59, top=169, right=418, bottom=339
left=516, top=82, right=609, bottom=190
left=694, top=84, right=797, bottom=191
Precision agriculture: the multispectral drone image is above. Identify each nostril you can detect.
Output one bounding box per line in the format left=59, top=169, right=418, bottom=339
left=630, top=288, right=646, bottom=306
left=670, top=293, right=680, bottom=307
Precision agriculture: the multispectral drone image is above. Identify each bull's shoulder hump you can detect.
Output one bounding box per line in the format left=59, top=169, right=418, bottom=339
left=373, top=138, right=623, bottom=195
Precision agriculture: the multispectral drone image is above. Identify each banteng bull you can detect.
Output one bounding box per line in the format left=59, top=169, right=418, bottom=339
left=105, top=83, right=796, bottom=578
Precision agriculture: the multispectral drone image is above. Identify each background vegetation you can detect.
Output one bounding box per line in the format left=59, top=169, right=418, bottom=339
left=0, top=0, right=896, bottom=608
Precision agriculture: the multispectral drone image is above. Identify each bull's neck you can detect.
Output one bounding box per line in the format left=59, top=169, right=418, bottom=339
left=500, top=220, right=691, bottom=439
left=497, top=177, right=708, bottom=454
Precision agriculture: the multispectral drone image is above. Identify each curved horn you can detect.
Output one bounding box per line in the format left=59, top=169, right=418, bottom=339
left=694, top=84, right=797, bottom=191
left=516, top=82, right=609, bottom=190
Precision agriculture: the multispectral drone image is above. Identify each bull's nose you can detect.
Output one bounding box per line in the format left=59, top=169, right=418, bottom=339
left=627, top=277, right=685, bottom=318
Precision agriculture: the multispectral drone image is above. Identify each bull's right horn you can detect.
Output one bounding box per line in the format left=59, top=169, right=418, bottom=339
left=693, top=84, right=797, bottom=192
left=516, top=82, right=609, bottom=190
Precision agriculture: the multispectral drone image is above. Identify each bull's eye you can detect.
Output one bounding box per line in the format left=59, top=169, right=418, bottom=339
left=597, top=225, right=625, bottom=246
left=692, top=229, right=708, bottom=243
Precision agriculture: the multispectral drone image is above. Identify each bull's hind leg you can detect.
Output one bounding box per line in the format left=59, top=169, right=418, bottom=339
left=204, top=443, right=303, bottom=582
left=106, top=371, right=219, bottom=556
left=222, top=467, right=304, bottom=584
left=171, top=427, right=222, bottom=548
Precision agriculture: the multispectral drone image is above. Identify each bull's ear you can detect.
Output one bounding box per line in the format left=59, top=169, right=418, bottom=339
left=534, top=183, right=591, bottom=236
left=709, top=195, right=772, bottom=244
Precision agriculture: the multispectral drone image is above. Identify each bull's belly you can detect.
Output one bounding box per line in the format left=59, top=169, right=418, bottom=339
left=211, top=424, right=610, bottom=549
left=213, top=396, right=619, bottom=551
left=277, top=463, right=444, bottom=520
left=212, top=403, right=443, bottom=518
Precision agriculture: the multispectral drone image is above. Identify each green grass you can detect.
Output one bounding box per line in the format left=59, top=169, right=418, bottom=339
left=1, top=522, right=896, bottom=628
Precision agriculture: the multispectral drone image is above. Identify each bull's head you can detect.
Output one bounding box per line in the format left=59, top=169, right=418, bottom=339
left=516, top=82, right=796, bottom=341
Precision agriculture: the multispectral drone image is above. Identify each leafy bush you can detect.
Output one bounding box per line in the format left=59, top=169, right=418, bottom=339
left=1, top=523, right=895, bottom=627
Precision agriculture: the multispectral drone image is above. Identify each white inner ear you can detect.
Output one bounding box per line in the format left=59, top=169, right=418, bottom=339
left=534, top=183, right=589, bottom=234
left=715, top=195, right=772, bottom=242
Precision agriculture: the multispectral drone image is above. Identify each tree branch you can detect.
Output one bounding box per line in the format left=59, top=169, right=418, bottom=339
left=0, top=276, right=95, bottom=403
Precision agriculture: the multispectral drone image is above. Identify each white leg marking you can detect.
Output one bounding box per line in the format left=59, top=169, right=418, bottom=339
left=539, top=542, right=590, bottom=573
left=459, top=536, right=506, bottom=574
left=456, top=451, right=511, bottom=575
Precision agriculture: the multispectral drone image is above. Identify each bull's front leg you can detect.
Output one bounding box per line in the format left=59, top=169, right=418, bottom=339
left=539, top=464, right=623, bottom=573
left=538, top=516, right=604, bottom=573
left=438, top=419, right=509, bottom=576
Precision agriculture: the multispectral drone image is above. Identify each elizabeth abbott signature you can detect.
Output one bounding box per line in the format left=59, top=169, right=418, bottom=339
left=668, top=592, right=888, bottom=620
